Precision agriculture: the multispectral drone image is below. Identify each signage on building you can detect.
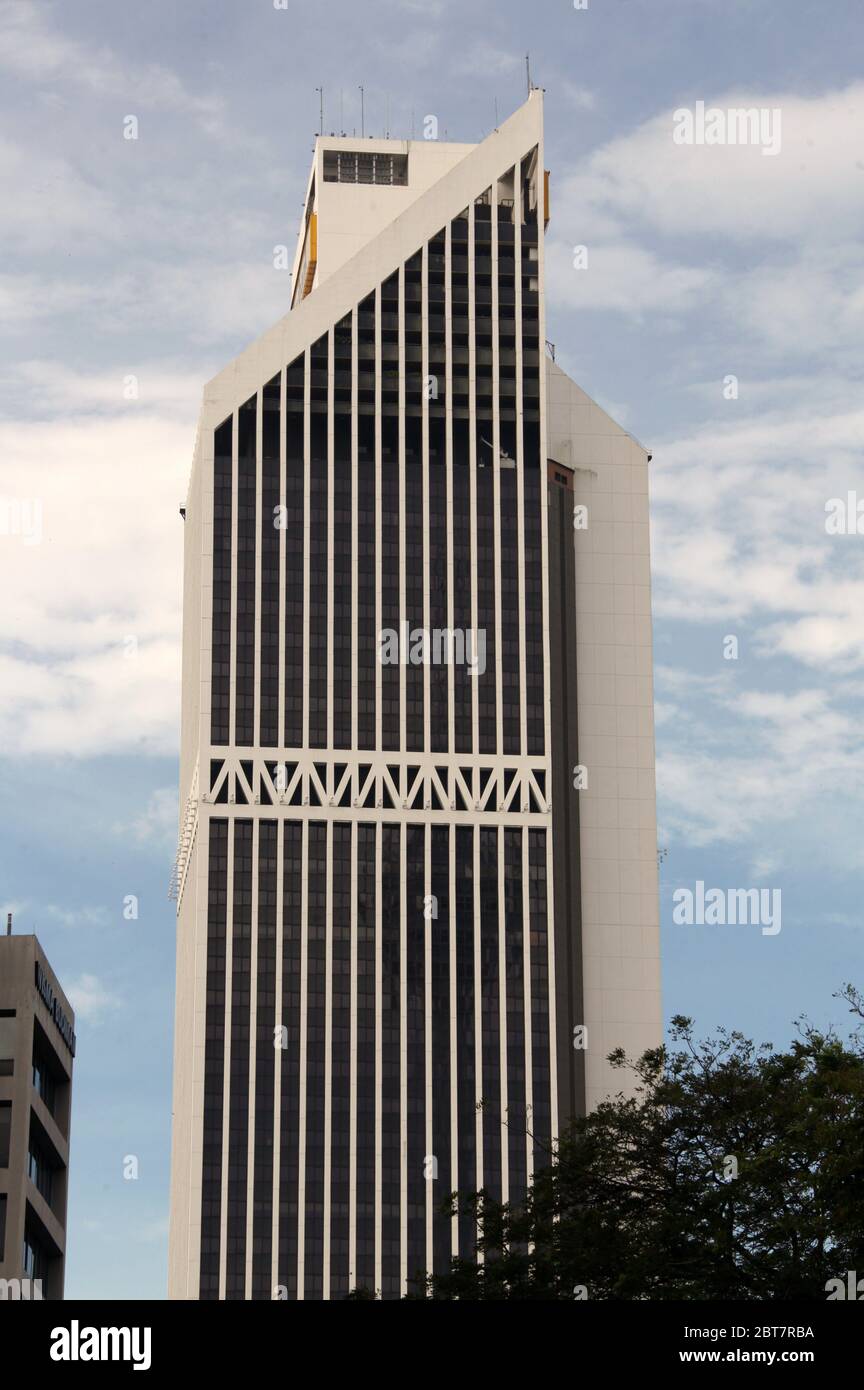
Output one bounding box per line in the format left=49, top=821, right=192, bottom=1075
left=34, top=962, right=76, bottom=1057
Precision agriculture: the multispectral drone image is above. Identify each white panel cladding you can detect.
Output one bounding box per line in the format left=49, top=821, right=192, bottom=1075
left=546, top=361, right=662, bottom=1112
left=203, top=751, right=550, bottom=819
left=294, top=137, right=475, bottom=299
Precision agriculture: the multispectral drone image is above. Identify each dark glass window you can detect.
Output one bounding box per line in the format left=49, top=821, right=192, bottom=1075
left=380, top=824, right=401, bottom=1296
left=431, top=825, right=451, bottom=1273
left=504, top=829, right=527, bottom=1203
left=323, top=150, right=408, bottom=185
left=284, top=353, right=305, bottom=748
left=357, top=306, right=376, bottom=749
left=520, top=158, right=545, bottom=756
left=308, top=336, right=329, bottom=750
left=27, top=1141, right=54, bottom=1207
left=226, top=819, right=253, bottom=1298
left=500, top=438, right=521, bottom=755
left=0, top=1101, right=10, bottom=1167
left=455, top=826, right=476, bottom=1259
left=380, top=408, right=400, bottom=752
left=303, top=822, right=327, bottom=1298
left=251, top=819, right=277, bottom=1299
left=32, top=1059, right=56, bottom=1115
left=235, top=395, right=257, bottom=746
left=479, top=828, right=501, bottom=1198
left=428, top=417, right=448, bottom=752
left=354, top=823, right=376, bottom=1291
left=21, top=1218, right=51, bottom=1283
left=0, top=1010, right=14, bottom=1079
left=329, top=823, right=352, bottom=1297
left=260, top=374, right=281, bottom=748
left=476, top=422, right=497, bottom=753
left=404, top=376, right=424, bottom=752
left=452, top=418, right=472, bottom=753
left=199, top=818, right=228, bottom=1300
left=523, top=426, right=545, bottom=756
left=278, top=820, right=303, bottom=1297
left=333, top=327, right=353, bottom=748
left=529, top=829, right=552, bottom=1167
left=405, top=824, right=426, bottom=1293
left=210, top=419, right=233, bottom=745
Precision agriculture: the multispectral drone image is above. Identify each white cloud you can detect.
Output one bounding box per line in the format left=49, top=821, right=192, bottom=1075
left=65, top=972, right=121, bottom=1022
left=43, top=905, right=112, bottom=929
left=386, top=0, right=449, bottom=13
left=0, top=136, right=115, bottom=253
left=557, top=84, right=864, bottom=245
left=655, top=669, right=864, bottom=864
left=649, top=402, right=864, bottom=670
left=546, top=82, right=864, bottom=328
left=0, top=272, right=91, bottom=326
left=546, top=238, right=714, bottom=317
left=452, top=43, right=521, bottom=78
left=0, top=1, right=222, bottom=128
left=750, top=853, right=781, bottom=882
left=136, top=1215, right=170, bottom=1245
left=1, top=361, right=204, bottom=418
left=0, top=401, right=189, bottom=756
left=0, top=259, right=291, bottom=349
left=559, top=80, right=595, bottom=112
left=129, top=788, right=178, bottom=847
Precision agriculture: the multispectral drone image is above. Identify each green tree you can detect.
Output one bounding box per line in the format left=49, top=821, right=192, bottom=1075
left=419, top=986, right=864, bottom=1300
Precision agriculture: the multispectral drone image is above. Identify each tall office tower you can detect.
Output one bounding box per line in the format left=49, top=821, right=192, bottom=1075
left=0, top=930, right=76, bottom=1300
left=169, top=92, right=661, bottom=1301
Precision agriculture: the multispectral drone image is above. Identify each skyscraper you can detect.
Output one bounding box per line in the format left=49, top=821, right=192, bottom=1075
left=168, top=91, right=661, bottom=1301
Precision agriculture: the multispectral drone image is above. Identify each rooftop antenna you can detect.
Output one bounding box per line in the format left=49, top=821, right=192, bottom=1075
left=358, top=85, right=364, bottom=138
left=526, top=53, right=533, bottom=96
left=411, top=107, right=415, bottom=140
left=6, top=911, right=11, bottom=936
left=339, top=88, right=344, bottom=136
left=385, top=93, right=390, bottom=138
left=315, top=85, right=324, bottom=136
left=494, top=97, right=499, bottom=130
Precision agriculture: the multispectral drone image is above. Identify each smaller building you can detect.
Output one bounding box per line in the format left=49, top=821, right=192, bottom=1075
left=0, top=930, right=75, bottom=1299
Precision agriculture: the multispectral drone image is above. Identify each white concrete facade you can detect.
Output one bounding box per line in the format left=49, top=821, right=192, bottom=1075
left=547, top=363, right=663, bottom=1111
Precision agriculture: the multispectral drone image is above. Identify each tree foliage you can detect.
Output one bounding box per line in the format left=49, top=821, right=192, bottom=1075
left=413, top=987, right=864, bottom=1300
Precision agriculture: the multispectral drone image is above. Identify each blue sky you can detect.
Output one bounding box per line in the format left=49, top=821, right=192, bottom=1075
left=1, top=0, right=862, bottom=1299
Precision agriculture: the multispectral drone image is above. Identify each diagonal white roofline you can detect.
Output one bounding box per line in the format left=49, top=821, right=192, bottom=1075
left=198, top=91, right=544, bottom=440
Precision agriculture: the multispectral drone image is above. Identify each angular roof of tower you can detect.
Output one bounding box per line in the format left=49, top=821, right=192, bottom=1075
left=198, top=91, right=544, bottom=441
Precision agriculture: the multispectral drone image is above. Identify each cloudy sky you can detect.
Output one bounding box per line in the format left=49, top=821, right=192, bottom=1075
left=1, top=0, right=862, bottom=1299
